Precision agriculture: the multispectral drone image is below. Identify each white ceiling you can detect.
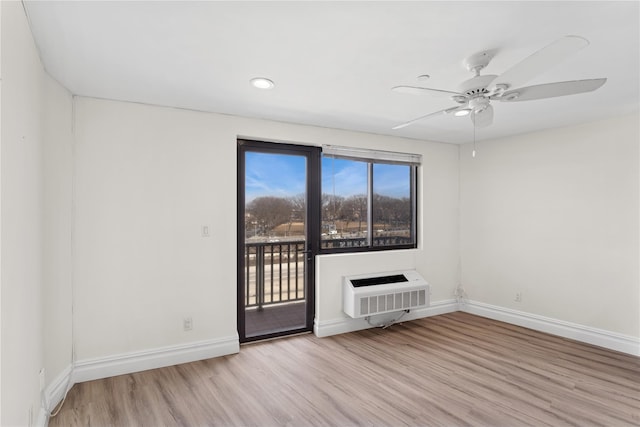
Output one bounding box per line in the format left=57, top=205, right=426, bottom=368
left=24, top=1, right=639, bottom=144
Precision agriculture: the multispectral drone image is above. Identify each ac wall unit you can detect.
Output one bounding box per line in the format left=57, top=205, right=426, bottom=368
left=343, top=270, right=429, bottom=318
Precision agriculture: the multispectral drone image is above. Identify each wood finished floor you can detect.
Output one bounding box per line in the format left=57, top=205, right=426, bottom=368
left=50, top=312, right=640, bottom=426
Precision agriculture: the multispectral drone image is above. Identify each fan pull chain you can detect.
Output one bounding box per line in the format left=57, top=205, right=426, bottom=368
left=472, top=121, right=477, bottom=158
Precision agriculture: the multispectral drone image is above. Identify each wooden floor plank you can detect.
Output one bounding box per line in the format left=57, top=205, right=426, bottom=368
left=49, top=312, right=640, bottom=426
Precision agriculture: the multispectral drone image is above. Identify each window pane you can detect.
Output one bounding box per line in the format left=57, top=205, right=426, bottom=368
left=372, top=163, right=413, bottom=247
left=245, top=152, right=306, bottom=242
left=321, top=157, right=368, bottom=249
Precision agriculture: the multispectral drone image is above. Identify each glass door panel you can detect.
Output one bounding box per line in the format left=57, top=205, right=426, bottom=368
left=237, top=141, right=319, bottom=342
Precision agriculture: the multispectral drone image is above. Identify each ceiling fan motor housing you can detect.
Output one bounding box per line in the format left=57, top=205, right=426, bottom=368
left=458, top=74, right=498, bottom=97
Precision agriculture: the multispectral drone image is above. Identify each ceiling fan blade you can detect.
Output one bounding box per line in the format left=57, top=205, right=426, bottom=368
left=471, top=104, right=493, bottom=128
left=491, top=36, right=590, bottom=91
left=392, top=106, right=461, bottom=130
left=392, top=85, right=463, bottom=97
left=497, top=78, right=606, bottom=102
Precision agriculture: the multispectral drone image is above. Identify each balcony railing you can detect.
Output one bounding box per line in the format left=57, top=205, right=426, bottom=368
left=244, top=235, right=413, bottom=310
left=321, top=235, right=412, bottom=249
left=244, top=241, right=306, bottom=309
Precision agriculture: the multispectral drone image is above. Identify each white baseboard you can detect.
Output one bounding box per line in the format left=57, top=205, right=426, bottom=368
left=72, top=335, right=240, bottom=384
left=463, top=300, right=640, bottom=356
left=314, top=299, right=459, bottom=337
left=42, top=363, right=73, bottom=417
left=36, top=406, right=48, bottom=427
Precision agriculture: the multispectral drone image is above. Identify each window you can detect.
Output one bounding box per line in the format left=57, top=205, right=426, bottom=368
left=321, top=145, right=419, bottom=252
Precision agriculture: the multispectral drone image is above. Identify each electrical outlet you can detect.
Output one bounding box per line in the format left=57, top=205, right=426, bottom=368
left=515, top=292, right=522, bottom=302
left=183, top=317, right=193, bottom=331
left=39, top=368, right=45, bottom=391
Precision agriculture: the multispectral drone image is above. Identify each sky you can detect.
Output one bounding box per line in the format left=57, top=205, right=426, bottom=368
left=245, top=152, right=410, bottom=202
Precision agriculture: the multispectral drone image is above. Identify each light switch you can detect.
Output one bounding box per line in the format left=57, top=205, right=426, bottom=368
left=202, top=226, right=210, bottom=237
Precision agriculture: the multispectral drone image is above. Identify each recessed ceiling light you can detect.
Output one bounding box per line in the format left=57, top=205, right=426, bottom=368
left=454, top=109, right=471, bottom=117
left=250, top=77, right=275, bottom=90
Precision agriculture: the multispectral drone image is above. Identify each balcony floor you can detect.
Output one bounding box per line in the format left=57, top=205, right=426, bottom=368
left=245, top=301, right=306, bottom=338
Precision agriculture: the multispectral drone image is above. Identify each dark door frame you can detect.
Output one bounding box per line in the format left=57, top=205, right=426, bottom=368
left=237, top=139, right=320, bottom=343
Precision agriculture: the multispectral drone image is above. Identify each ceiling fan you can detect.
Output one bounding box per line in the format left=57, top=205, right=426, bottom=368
left=392, top=36, right=607, bottom=130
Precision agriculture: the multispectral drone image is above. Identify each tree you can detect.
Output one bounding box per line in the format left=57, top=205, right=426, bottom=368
left=321, top=194, right=344, bottom=223
left=246, top=196, right=293, bottom=235
left=342, top=194, right=368, bottom=232
left=288, top=194, right=306, bottom=222
left=373, top=194, right=411, bottom=231
left=394, top=197, right=412, bottom=229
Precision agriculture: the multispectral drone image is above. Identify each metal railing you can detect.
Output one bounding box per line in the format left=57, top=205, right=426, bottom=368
left=244, top=235, right=413, bottom=310
left=321, top=235, right=412, bottom=249
left=244, top=241, right=306, bottom=309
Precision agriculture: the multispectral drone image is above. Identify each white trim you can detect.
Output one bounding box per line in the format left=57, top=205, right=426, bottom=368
left=322, top=144, right=422, bottom=165
left=463, top=300, right=640, bottom=356
left=43, top=363, right=73, bottom=416
left=314, top=299, right=458, bottom=337
left=36, top=407, right=48, bottom=427
left=72, top=335, right=239, bottom=384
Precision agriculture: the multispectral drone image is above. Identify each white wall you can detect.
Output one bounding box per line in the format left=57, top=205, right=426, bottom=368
left=0, top=2, right=3, bottom=423
left=1, top=2, right=74, bottom=424
left=73, top=98, right=238, bottom=363
left=460, top=113, right=639, bottom=338
left=42, top=74, right=74, bottom=405
left=1, top=2, right=45, bottom=425
left=72, top=96, right=460, bottom=367
left=1, top=3, right=4, bottom=423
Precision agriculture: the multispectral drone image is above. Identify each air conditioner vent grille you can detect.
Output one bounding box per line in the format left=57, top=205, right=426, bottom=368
left=358, top=290, right=427, bottom=316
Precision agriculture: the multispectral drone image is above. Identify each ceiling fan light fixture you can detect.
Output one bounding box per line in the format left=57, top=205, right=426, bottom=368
left=250, top=77, right=275, bottom=90
left=454, top=108, right=471, bottom=117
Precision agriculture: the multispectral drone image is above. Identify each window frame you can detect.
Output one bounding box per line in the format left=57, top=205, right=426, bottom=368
left=319, top=153, right=418, bottom=254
